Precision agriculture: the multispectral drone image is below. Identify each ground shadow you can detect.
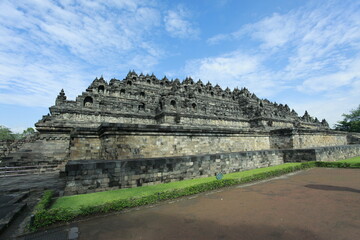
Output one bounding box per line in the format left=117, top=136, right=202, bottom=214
left=305, top=184, right=360, bottom=193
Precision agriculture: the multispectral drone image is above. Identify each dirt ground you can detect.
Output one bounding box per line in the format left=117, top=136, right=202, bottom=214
left=75, top=168, right=360, bottom=240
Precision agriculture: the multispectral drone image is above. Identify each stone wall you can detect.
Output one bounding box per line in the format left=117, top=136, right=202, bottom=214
left=64, top=144, right=360, bottom=195
left=66, top=124, right=351, bottom=162
left=270, top=129, right=347, bottom=149
left=65, top=149, right=284, bottom=195
left=165, top=115, right=251, bottom=128
left=283, top=144, right=360, bottom=162
left=0, top=140, right=13, bottom=159
left=347, top=133, right=360, bottom=144
left=100, top=133, right=271, bottom=160
left=68, top=124, right=272, bottom=161
left=293, top=131, right=347, bottom=148
left=313, top=145, right=360, bottom=161
left=55, top=112, right=157, bottom=128
left=99, top=123, right=271, bottom=160
left=69, top=128, right=101, bottom=160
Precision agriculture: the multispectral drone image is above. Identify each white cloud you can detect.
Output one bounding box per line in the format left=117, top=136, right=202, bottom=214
left=164, top=6, right=199, bottom=39
left=246, top=13, right=297, bottom=49
left=298, top=69, right=360, bottom=94
left=0, top=0, right=164, bottom=107
left=196, top=0, right=360, bottom=125
left=186, top=52, right=259, bottom=79
left=183, top=51, right=283, bottom=97
left=206, top=34, right=229, bottom=45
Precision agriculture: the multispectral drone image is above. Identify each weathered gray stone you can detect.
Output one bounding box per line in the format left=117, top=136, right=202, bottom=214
left=0, top=72, right=357, bottom=194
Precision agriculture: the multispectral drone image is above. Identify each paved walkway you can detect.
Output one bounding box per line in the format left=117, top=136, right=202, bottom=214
left=75, top=168, right=360, bottom=240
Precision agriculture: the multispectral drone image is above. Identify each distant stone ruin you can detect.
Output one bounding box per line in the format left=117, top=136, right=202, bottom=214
left=1, top=71, right=359, bottom=194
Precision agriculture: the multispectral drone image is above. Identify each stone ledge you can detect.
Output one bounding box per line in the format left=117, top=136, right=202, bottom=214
left=97, top=123, right=271, bottom=137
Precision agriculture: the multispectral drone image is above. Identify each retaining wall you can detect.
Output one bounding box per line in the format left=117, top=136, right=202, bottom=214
left=270, top=129, right=347, bottom=149
left=283, top=144, right=360, bottom=162
left=69, top=124, right=348, bottom=161
left=65, top=149, right=284, bottom=195
left=64, top=144, right=360, bottom=195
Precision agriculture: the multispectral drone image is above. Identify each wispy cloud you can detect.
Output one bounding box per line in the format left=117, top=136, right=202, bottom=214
left=1, top=0, right=360, bottom=130
left=298, top=58, right=360, bottom=93
left=0, top=0, right=165, bottom=106
left=183, top=50, right=287, bottom=98
left=207, top=33, right=230, bottom=45
left=199, top=0, right=360, bottom=125
left=164, top=5, right=199, bottom=39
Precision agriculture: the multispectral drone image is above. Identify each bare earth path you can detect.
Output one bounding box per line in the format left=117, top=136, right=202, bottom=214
left=76, top=168, right=360, bottom=240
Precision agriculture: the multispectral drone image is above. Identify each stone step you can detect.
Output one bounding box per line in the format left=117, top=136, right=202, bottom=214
left=0, top=165, right=59, bottom=177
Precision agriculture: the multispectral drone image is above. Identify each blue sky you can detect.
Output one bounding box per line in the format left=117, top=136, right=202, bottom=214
left=1, top=0, right=360, bottom=132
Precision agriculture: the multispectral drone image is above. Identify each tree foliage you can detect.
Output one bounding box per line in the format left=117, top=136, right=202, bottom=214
left=22, top=127, right=35, bottom=136
left=0, top=126, right=36, bottom=140
left=0, top=125, right=16, bottom=140
left=335, top=105, right=360, bottom=132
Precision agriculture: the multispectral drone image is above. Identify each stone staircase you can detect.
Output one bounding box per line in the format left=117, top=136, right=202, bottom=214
left=0, top=133, right=39, bottom=159
left=0, top=133, right=70, bottom=174
left=0, top=165, right=59, bottom=177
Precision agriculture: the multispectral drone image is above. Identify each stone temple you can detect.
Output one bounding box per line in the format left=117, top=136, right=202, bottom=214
left=1, top=71, right=359, bottom=195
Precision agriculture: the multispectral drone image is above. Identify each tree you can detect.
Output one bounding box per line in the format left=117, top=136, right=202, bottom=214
left=0, top=125, right=16, bottom=140
left=0, top=126, right=36, bottom=140
left=334, top=105, right=360, bottom=132
left=22, top=127, right=35, bottom=137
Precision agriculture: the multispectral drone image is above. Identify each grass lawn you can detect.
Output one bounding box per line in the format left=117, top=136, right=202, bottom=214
left=338, top=156, right=360, bottom=163
left=51, top=162, right=302, bottom=211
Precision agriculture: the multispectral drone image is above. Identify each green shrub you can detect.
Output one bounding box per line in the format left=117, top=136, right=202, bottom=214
left=33, top=190, right=54, bottom=213
left=31, top=208, right=75, bottom=230
left=30, top=190, right=75, bottom=231
left=300, top=161, right=317, bottom=168
left=314, top=161, right=360, bottom=168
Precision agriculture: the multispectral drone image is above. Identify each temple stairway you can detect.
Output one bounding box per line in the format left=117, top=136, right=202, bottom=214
left=0, top=135, right=70, bottom=174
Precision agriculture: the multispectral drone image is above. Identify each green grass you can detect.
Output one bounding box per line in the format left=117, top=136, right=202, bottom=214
left=338, top=156, right=360, bottom=163
left=52, top=163, right=302, bottom=211
left=222, top=162, right=302, bottom=179
left=314, top=156, right=360, bottom=168
left=52, top=177, right=214, bottom=211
